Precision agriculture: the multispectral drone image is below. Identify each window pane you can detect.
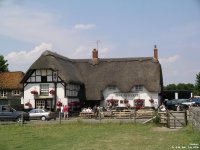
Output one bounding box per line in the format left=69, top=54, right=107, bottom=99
left=40, top=84, right=49, bottom=96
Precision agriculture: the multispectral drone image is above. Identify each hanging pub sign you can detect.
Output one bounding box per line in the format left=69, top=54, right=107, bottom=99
left=52, top=71, right=58, bottom=82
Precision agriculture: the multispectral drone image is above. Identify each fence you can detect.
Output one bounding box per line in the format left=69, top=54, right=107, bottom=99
left=158, top=110, right=187, bottom=128
left=189, top=107, right=200, bottom=131
left=78, top=109, right=155, bottom=122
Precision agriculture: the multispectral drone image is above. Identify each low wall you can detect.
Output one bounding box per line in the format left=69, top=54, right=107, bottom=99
left=189, top=107, right=200, bottom=131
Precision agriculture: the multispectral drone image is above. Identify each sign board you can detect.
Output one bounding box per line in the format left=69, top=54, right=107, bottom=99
left=52, top=71, right=58, bottom=82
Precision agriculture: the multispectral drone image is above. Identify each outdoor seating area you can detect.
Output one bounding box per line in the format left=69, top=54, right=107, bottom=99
left=79, top=112, right=94, bottom=118
left=79, top=108, right=155, bottom=119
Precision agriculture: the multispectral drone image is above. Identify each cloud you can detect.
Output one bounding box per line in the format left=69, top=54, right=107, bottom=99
left=159, top=55, right=180, bottom=64
left=0, top=1, right=90, bottom=55
left=5, top=43, right=52, bottom=71
left=74, top=24, right=96, bottom=30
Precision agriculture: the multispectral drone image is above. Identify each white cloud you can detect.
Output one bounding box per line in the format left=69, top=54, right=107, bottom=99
left=0, top=1, right=86, bottom=55
left=74, top=24, right=96, bottom=30
left=159, top=55, right=180, bottom=64
left=5, top=43, right=52, bottom=71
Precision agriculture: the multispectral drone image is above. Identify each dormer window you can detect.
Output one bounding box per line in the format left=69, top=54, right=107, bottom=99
left=12, top=90, right=20, bottom=96
left=108, top=86, right=116, bottom=90
left=135, top=85, right=143, bottom=91
left=0, top=90, right=7, bottom=97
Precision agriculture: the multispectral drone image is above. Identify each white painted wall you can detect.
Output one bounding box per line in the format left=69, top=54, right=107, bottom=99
left=102, top=87, right=159, bottom=107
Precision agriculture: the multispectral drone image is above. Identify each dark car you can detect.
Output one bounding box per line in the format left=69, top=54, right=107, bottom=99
left=28, top=109, right=56, bottom=121
left=190, top=98, right=200, bottom=105
left=0, top=105, right=29, bottom=122
left=164, top=99, right=190, bottom=110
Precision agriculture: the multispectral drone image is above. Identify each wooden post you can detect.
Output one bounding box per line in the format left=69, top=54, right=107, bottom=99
left=134, top=109, right=136, bottom=123
left=184, top=110, right=187, bottom=126
left=59, top=111, right=61, bottom=125
left=99, top=108, right=101, bottom=122
left=21, top=113, right=23, bottom=126
left=167, top=109, right=170, bottom=128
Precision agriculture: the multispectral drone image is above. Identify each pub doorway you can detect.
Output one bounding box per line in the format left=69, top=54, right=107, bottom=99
left=35, top=99, right=53, bottom=111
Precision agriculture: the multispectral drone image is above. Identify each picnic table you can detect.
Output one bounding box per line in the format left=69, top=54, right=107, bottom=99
left=79, top=112, right=94, bottom=118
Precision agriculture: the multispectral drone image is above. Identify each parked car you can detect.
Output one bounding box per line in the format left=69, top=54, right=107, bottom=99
left=165, top=99, right=192, bottom=110
left=181, top=99, right=195, bottom=106
left=28, top=109, right=56, bottom=121
left=164, top=99, right=177, bottom=110
left=190, top=98, right=200, bottom=105
left=0, top=105, right=29, bottom=122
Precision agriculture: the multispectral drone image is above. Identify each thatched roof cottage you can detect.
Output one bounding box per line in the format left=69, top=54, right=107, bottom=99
left=21, top=46, right=163, bottom=111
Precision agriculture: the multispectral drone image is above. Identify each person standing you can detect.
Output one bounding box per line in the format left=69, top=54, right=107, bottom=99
left=60, top=105, right=64, bottom=118
left=93, top=105, right=97, bottom=119
left=63, top=105, right=69, bottom=120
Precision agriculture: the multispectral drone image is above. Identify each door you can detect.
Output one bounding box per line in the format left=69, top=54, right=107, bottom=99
left=35, top=100, right=45, bottom=109
left=35, top=99, right=53, bottom=110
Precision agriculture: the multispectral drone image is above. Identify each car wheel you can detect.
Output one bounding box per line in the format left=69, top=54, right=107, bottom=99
left=41, top=116, right=46, bottom=121
left=16, top=117, right=23, bottom=123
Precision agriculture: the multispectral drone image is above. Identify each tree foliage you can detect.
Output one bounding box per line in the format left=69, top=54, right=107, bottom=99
left=0, top=55, right=9, bottom=72
left=164, top=83, right=194, bottom=91
left=194, top=72, right=200, bottom=96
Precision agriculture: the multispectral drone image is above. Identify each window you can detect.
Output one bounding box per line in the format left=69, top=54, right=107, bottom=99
left=66, top=84, right=80, bottom=97
left=40, top=84, right=49, bottom=96
left=35, top=100, right=45, bottom=109
left=0, top=90, right=7, bottom=97
left=12, top=90, right=20, bottom=95
left=135, top=85, right=143, bottom=91
left=108, top=86, right=116, bottom=90
left=41, top=76, right=47, bottom=82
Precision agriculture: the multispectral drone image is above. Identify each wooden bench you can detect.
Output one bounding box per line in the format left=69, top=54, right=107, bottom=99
left=79, top=112, right=94, bottom=119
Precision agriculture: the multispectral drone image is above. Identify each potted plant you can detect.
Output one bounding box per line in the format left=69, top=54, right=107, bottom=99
left=30, top=90, right=38, bottom=95
left=49, top=89, right=55, bottom=95
left=149, top=99, right=154, bottom=103
left=56, top=101, right=62, bottom=107
left=25, top=102, right=32, bottom=108
left=124, top=99, right=129, bottom=104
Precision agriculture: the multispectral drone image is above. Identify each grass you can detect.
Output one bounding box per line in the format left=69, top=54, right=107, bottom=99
left=0, top=121, right=199, bottom=150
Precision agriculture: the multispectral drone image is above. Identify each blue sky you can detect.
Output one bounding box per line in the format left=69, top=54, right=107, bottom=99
left=0, top=0, right=199, bottom=85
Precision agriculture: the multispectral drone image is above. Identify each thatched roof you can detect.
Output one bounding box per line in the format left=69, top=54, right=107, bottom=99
left=22, top=50, right=163, bottom=100
left=0, top=71, right=24, bottom=90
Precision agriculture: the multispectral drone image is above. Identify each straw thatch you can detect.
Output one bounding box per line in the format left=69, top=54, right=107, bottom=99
left=22, top=50, right=163, bottom=100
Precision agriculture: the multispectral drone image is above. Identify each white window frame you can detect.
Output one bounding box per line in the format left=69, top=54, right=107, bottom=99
left=12, top=90, right=20, bottom=96
left=40, top=84, right=49, bottom=96
left=135, top=85, right=143, bottom=91
left=0, top=90, right=7, bottom=97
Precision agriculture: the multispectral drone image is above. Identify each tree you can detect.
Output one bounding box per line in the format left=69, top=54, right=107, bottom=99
left=0, top=55, right=9, bottom=72
left=164, top=83, right=194, bottom=91
left=164, top=84, right=177, bottom=90
left=193, top=72, right=200, bottom=96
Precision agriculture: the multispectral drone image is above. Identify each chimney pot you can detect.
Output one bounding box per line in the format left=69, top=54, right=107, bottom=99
left=92, top=49, right=98, bottom=59
left=153, top=45, right=158, bottom=60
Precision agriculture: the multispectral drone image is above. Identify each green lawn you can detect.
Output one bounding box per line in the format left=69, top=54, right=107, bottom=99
left=0, top=121, right=199, bottom=150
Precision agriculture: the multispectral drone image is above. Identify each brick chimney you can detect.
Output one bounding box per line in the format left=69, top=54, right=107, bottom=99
left=92, top=48, right=98, bottom=59
left=153, top=45, right=158, bottom=60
